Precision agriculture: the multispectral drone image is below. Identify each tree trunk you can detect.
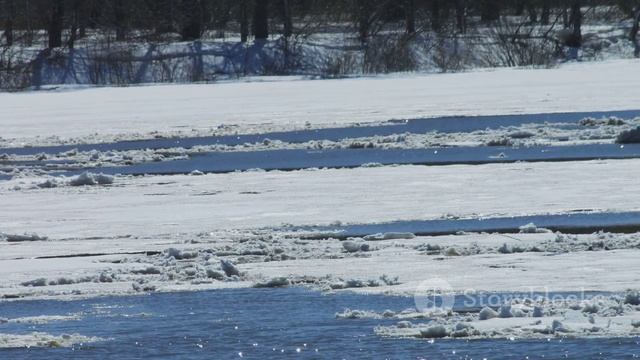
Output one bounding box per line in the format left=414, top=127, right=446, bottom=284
left=3, top=0, right=15, bottom=46
left=455, top=0, right=466, bottom=34
left=252, top=0, right=269, bottom=40
left=114, top=0, right=127, bottom=41
left=180, top=0, right=203, bottom=41
left=48, top=0, right=64, bottom=49
left=68, top=0, right=82, bottom=49
left=480, top=0, right=500, bottom=23
left=515, top=1, right=525, bottom=16
left=527, top=3, right=537, bottom=23
left=405, top=0, right=415, bottom=35
left=540, top=0, right=550, bottom=25
left=281, top=0, right=292, bottom=37
left=239, top=0, right=249, bottom=42
left=569, top=0, right=582, bottom=46
left=430, top=0, right=441, bottom=32
left=356, top=0, right=370, bottom=43
left=631, top=8, right=640, bottom=57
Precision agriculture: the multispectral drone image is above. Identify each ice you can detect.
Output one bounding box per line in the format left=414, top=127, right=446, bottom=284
left=0, top=332, right=101, bottom=348
left=2, top=233, right=48, bottom=242
left=419, top=325, right=449, bottom=339
left=532, top=306, right=544, bottom=318
left=498, top=305, right=513, bottom=318
left=342, top=240, right=368, bottom=253
left=363, top=232, right=416, bottom=241
left=616, top=126, right=640, bottom=144
left=220, top=260, right=240, bottom=277
left=254, top=277, right=290, bottom=288
left=518, top=223, right=551, bottom=234
left=479, top=307, right=499, bottom=320
left=68, top=172, right=114, bottom=186
left=165, top=248, right=198, bottom=260
left=624, top=291, right=640, bottom=305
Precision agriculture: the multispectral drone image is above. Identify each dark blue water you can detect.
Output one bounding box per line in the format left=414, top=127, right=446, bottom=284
left=2, top=110, right=639, bottom=156
left=0, top=288, right=637, bottom=359
left=58, top=143, right=640, bottom=176
left=294, top=211, right=640, bottom=238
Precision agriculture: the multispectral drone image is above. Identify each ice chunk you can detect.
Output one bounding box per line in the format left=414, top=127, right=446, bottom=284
left=363, top=232, right=415, bottom=241
left=419, top=325, right=448, bottom=338
left=498, top=305, right=513, bottom=318
left=532, top=306, right=544, bottom=318
left=221, top=260, right=240, bottom=277
left=68, top=172, right=114, bottom=186
left=254, top=277, right=290, bottom=288
left=616, top=126, right=640, bottom=144
left=624, top=291, right=640, bottom=305
left=519, top=223, right=551, bottom=234
left=342, top=240, right=368, bottom=253
left=479, top=307, right=499, bottom=320
left=3, top=233, right=48, bottom=242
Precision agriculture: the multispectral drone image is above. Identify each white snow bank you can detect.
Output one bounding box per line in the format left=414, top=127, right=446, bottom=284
left=1, top=59, right=639, bottom=144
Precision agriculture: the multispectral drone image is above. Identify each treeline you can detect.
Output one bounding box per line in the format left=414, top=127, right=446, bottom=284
left=1, top=0, right=639, bottom=49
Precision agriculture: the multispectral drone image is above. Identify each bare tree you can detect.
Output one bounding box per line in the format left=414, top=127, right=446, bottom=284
left=114, top=0, right=127, bottom=41
left=48, top=0, right=64, bottom=49
left=569, top=0, right=582, bottom=46
left=480, top=0, right=501, bottom=23
left=631, top=6, right=640, bottom=57
left=455, top=0, right=466, bottom=33
left=68, top=0, right=83, bottom=48
left=179, top=0, right=204, bottom=40
left=252, top=0, right=269, bottom=40
left=280, top=0, right=293, bottom=37
left=3, top=0, right=15, bottom=46
left=540, top=0, right=551, bottom=24
left=239, top=0, right=249, bottom=42
left=405, top=0, right=416, bottom=35
left=356, top=0, right=372, bottom=43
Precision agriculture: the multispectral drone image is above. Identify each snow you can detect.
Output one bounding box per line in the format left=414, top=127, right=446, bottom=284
left=2, top=159, right=640, bottom=239
left=1, top=59, right=639, bottom=146
left=2, top=59, right=640, bottom=341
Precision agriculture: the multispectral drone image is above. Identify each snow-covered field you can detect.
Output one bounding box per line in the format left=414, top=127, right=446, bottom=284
left=2, top=59, right=640, bottom=344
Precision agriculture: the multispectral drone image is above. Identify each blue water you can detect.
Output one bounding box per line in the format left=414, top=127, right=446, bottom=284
left=45, top=143, right=640, bottom=177
left=2, top=110, right=639, bottom=156
left=294, top=211, right=640, bottom=238
left=0, top=288, right=638, bottom=359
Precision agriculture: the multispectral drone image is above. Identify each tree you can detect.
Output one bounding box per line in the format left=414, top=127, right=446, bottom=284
left=404, top=0, right=416, bottom=35
left=356, top=0, right=372, bottom=42
left=280, top=0, right=292, bottom=37
left=455, top=0, right=467, bottom=33
left=113, top=0, right=127, bottom=41
left=540, top=0, right=550, bottom=24
left=252, top=0, right=269, bottom=40
left=3, top=0, right=15, bottom=46
left=68, top=0, right=83, bottom=48
left=569, top=0, right=582, bottom=47
left=239, top=0, right=249, bottom=42
left=480, top=0, right=500, bottom=23
left=48, top=0, right=65, bottom=49
left=631, top=6, right=640, bottom=57
left=179, top=0, right=203, bottom=40
left=430, top=0, right=442, bottom=32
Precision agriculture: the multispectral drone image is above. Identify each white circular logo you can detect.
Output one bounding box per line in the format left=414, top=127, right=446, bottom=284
left=414, top=278, right=455, bottom=313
